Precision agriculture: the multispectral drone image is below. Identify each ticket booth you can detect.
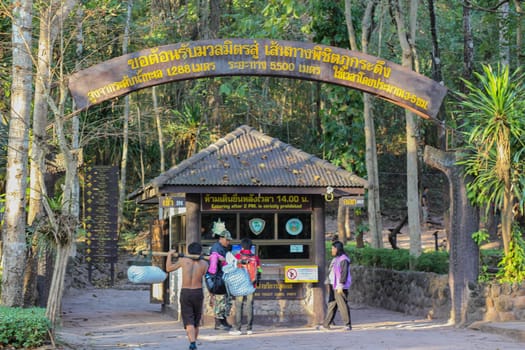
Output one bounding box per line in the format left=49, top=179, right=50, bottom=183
left=198, top=193, right=327, bottom=325
left=130, top=125, right=366, bottom=325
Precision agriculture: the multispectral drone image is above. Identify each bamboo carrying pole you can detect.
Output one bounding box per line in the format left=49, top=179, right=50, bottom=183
left=140, top=251, right=211, bottom=261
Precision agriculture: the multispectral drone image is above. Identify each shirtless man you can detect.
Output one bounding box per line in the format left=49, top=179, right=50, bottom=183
left=166, top=242, right=209, bottom=350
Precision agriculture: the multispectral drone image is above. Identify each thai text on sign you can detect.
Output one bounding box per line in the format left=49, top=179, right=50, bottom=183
left=68, top=39, right=447, bottom=120
left=201, top=193, right=312, bottom=211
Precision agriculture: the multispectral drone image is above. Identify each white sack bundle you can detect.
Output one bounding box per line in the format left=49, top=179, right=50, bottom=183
left=127, top=265, right=167, bottom=284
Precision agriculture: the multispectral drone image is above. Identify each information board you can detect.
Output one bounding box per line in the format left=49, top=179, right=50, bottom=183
left=83, top=166, right=119, bottom=265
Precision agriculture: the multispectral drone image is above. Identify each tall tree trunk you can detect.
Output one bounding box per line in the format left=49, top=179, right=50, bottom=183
left=152, top=86, right=165, bottom=173
left=41, top=0, right=81, bottom=321
left=390, top=0, right=421, bottom=258
left=501, top=187, right=513, bottom=254
left=344, top=207, right=352, bottom=242
left=45, top=241, right=72, bottom=328
left=355, top=211, right=365, bottom=248
left=118, top=0, right=133, bottom=234
left=462, top=1, right=474, bottom=90
left=497, top=3, right=513, bottom=255
left=29, top=0, right=78, bottom=226
left=149, top=3, right=165, bottom=173
left=45, top=76, right=80, bottom=328
left=26, top=0, right=79, bottom=308
left=514, top=1, right=523, bottom=67
left=337, top=202, right=345, bottom=244
left=345, top=0, right=383, bottom=248
left=206, top=0, right=222, bottom=127
left=427, top=0, right=447, bottom=149
left=1, top=0, right=33, bottom=307
left=499, top=2, right=510, bottom=66
left=137, top=106, right=146, bottom=188
left=28, top=8, right=49, bottom=227
left=424, top=146, right=479, bottom=326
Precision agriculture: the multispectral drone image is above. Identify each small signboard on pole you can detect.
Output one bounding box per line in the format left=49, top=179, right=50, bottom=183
left=339, top=196, right=365, bottom=208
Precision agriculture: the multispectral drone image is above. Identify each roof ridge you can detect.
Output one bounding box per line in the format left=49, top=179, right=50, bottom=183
left=135, top=124, right=368, bottom=198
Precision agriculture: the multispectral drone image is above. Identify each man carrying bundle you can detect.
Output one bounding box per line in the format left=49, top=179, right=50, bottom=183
left=166, top=242, right=209, bottom=350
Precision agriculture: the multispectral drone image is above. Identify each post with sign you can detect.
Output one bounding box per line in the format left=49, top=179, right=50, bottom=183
left=338, top=196, right=365, bottom=243
left=339, top=196, right=365, bottom=208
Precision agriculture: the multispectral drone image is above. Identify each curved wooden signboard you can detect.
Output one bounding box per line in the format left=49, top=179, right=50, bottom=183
left=68, top=38, right=447, bottom=119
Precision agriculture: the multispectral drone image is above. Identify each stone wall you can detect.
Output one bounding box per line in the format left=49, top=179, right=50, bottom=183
left=349, top=266, right=450, bottom=320
left=202, top=287, right=316, bottom=326
left=466, top=281, right=525, bottom=323
left=168, top=265, right=525, bottom=326
left=350, top=266, right=525, bottom=324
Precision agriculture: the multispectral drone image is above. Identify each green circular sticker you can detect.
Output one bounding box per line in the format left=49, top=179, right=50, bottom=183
left=285, top=218, right=303, bottom=236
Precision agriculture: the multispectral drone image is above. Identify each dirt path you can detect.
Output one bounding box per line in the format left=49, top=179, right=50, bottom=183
left=52, top=216, right=518, bottom=349
left=55, top=287, right=523, bottom=350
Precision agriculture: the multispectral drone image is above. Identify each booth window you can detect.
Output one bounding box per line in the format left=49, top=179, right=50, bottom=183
left=277, top=213, right=311, bottom=240
left=201, top=213, right=237, bottom=239
left=258, top=244, right=310, bottom=259
left=200, top=212, right=313, bottom=262
left=239, top=213, right=275, bottom=239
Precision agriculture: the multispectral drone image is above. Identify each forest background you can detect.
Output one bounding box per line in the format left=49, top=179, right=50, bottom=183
left=0, top=0, right=524, bottom=331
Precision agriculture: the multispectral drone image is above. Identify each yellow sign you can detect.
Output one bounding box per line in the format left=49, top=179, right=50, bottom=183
left=284, top=265, right=318, bottom=283
left=160, top=196, right=186, bottom=208
left=339, top=196, right=365, bottom=208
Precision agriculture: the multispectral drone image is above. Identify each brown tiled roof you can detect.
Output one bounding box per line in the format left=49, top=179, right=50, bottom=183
left=147, top=125, right=367, bottom=190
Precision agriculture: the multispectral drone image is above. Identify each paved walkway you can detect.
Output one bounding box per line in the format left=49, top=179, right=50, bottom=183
left=55, top=287, right=524, bottom=350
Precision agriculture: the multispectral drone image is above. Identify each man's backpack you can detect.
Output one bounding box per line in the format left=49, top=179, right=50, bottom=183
left=238, top=253, right=258, bottom=284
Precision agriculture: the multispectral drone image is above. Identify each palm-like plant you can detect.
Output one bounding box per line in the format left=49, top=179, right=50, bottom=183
left=457, top=64, right=525, bottom=256
left=167, top=103, right=212, bottom=161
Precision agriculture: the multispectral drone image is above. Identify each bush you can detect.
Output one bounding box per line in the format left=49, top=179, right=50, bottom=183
left=327, top=242, right=449, bottom=274
left=348, top=247, right=411, bottom=271
left=0, top=306, right=51, bottom=349
left=414, top=250, right=449, bottom=274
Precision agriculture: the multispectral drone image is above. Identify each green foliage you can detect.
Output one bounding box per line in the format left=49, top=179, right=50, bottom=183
left=457, top=64, right=525, bottom=211
left=478, top=249, right=503, bottom=283
left=261, top=0, right=308, bottom=39
left=497, top=226, right=525, bottom=283
left=335, top=244, right=449, bottom=274
left=354, top=221, right=369, bottom=239
left=319, top=85, right=366, bottom=176
left=473, top=229, right=498, bottom=282
left=457, top=64, right=525, bottom=279
left=310, top=0, right=349, bottom=47
left=165, top=103, right=212, bottom=159
left=414, top=251, right=449, bottom=274
left=0, top=307, right=51, bottom=348
left=472, top=229, right=490, bottom=246
left=352, top=247, right=411, bottom=271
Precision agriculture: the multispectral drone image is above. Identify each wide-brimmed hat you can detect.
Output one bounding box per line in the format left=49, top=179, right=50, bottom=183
left=218, top=230, right=232, bottom=240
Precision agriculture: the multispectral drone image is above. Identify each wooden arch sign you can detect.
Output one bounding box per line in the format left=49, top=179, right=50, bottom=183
left=68, top=38, right=447, bottom=119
